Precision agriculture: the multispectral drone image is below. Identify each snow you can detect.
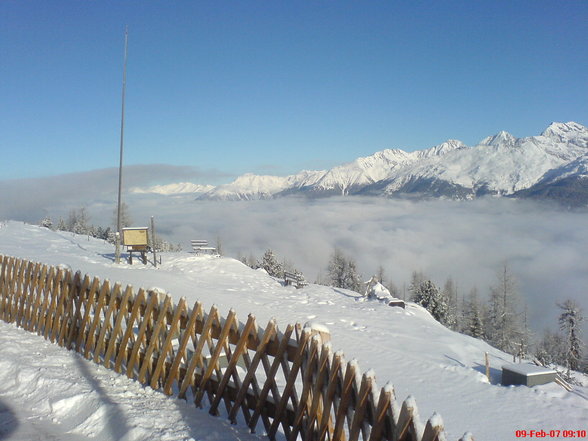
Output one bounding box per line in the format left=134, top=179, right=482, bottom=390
left=303, top=320, right=330, bottom=335
left=0, top=322, right=263, bottom=441
left=502, top=364, right=556, bottom=377
left=1, top=221, right=587, bottom=441
left=130, top=183, right=216, bottom=195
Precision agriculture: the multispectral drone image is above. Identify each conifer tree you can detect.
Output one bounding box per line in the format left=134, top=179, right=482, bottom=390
left=462, top=287, right=484, bottom=339
left=411, top=279, right=450, bottom=325
left=484, top=263, right=522, bottom=354
left=558, top=299, right=584, bottom=375
left=327, top=248, right=362, bottom=293
left=442, top=277, right=458, bottom=330
left=67, top=208, right=91, bottom=235
left=535, top=329, right=566, bottom=367
left=40, top=216, right=53, bottom=229
left=260, top=249, right=284, bottom=278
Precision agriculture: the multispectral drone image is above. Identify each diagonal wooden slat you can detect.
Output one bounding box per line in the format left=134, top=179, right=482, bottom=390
left=0, top=256, right=6, bottom=318
left=114, top=288, right=146, bottom=374
left=164, top=301, right=202, bottom=396
left=421, top=413, right=444, bottom=441
left=127, top=291, right=159, bottom=380
left=50, top=269, right=71, bottom=343
left=249, top=323, right=295, bottom=437
left=317, top=350, right=345, bottom=441
left=57, top=270, right=79, bottom=346
left=178, top=305, right=218, bottom=399
left=367, top=385, right=395, bottom=441
left=103, top=284, right=134, bottom=369
left=395, top=398, right=419, bottom=441
left=22, top=262, right=42, bottom=330
left=209, top=313, right=257, bottom=416
left=229, top=318, right=277, bottom=425
left=93, top=282, right=121, bottom=363
left=43, top=268, right=63, bottom=340
left=66, top=274, right=90, bottom=349
left=29, top=264, right=50, bottom=333
left=268, top=327, right=310, bottom=440
left=15, top=261, right=34, bottom=327
left=8, top=257, right=24, bottom=323
left=303, top=341, right=332, bottom=440
left=150, top=296, right=188, bottom=390
left=138, top=294, right=172, bottom=384
left=332, top=359, right=358, bottom=441
left=74, top=276, right=99, bottom=351
left=348, top=373, right=373, bottom=441
left=0, top=257, right=14, bottom=322
left=84, top=279, right=110, bottom=359
left=194, top=308, right=237, bottom=407
left=289, top=335, right=321, bottom=441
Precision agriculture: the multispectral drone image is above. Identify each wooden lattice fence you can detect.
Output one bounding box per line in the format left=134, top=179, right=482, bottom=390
left=0, top=255, right=471, bottom=441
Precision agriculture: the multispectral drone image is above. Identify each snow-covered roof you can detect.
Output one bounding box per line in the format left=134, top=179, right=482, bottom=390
left=502, top=363, right=557, bottom=376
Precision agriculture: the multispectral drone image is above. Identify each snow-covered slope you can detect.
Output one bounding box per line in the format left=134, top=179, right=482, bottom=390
left=0, top=221, right=586, bottom=441
left=197, top=122, right=588, bottom=203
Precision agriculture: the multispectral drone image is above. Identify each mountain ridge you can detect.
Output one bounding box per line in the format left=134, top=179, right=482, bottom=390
left=132, top=122, right=588, bottom=205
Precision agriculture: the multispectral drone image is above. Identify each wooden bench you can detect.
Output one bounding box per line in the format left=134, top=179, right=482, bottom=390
left=190, top=239, right=217, bottom=255
left=284, top=271, right=308, bottom=289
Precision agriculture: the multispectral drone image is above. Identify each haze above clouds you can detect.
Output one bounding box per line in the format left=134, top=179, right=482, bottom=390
left=1, top=172, right=586, bottom=337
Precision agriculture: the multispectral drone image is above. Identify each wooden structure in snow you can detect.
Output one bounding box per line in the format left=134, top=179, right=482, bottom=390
left=388, top=299, right=406, bottom=309
left=122, top=227, right=149, bottom=264
left=190, top=239, right=217, bottom=255
left=501, top=364, right=556, bottom=387
left=284, top=271, right=308, bottom=289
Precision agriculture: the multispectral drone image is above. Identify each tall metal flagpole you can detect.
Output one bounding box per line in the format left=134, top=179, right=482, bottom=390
left=115, top=26, right=128, bottom=264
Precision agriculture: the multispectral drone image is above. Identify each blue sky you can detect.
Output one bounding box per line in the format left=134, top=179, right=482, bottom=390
left=1, top=1, right=587, bottom=184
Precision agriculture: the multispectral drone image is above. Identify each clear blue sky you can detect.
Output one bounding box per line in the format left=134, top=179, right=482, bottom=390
left=1, top=1, right=587, bottom=183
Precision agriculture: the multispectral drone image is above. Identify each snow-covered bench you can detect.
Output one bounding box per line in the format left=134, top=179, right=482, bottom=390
left=284, top=271, right=307, bottom=289
left=190, top=240, right=217, bottom=255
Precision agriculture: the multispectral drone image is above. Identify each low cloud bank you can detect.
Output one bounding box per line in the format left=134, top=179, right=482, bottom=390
left=1, top=176, right=586, bottom=337
left=116, top=195, right=587, bottom=337
left=0, top=165, right=227, bottom=222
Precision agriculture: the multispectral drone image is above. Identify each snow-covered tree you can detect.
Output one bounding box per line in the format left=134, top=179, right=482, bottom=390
left=260, top=249, right=284, bottom=278
left=558, top=299, right=584, bottom=374
left=67, top=208, right=91, bottom=235
left=534, top=329, right=566, bottom=367
left=409, top=270, right=426, bottom=293
left=215, top=236, right=223, bottom=256
left=462, top=287, right=484, bottom=339
left=327, top=248, right=362, bottom=293
left=56, top=217, right=67, bottom=231
left=40, top=216, right=53, bottom=229
left=411, top=279, right=451, bottom=325
left=484, top=263, right=523, bottom=354
left=442, top=277, right=458, bottom=330
left=152, top=236, right=182, bottom=252
left=376, top=265, right=385, bottom=284
left=517, top=306, right=532, bottom=361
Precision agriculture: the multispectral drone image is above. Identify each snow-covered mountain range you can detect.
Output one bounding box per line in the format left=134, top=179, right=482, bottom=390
left=130, top=182, right=215, bottom=195
left=134, top=122, right=588, bottom=204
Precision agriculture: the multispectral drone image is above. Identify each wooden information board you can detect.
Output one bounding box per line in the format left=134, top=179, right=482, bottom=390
left=122, top=228, right=149, bottom=247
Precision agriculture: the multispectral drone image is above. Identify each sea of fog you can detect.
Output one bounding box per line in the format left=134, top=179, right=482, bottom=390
left=1, top=181, right=587, bottom=337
